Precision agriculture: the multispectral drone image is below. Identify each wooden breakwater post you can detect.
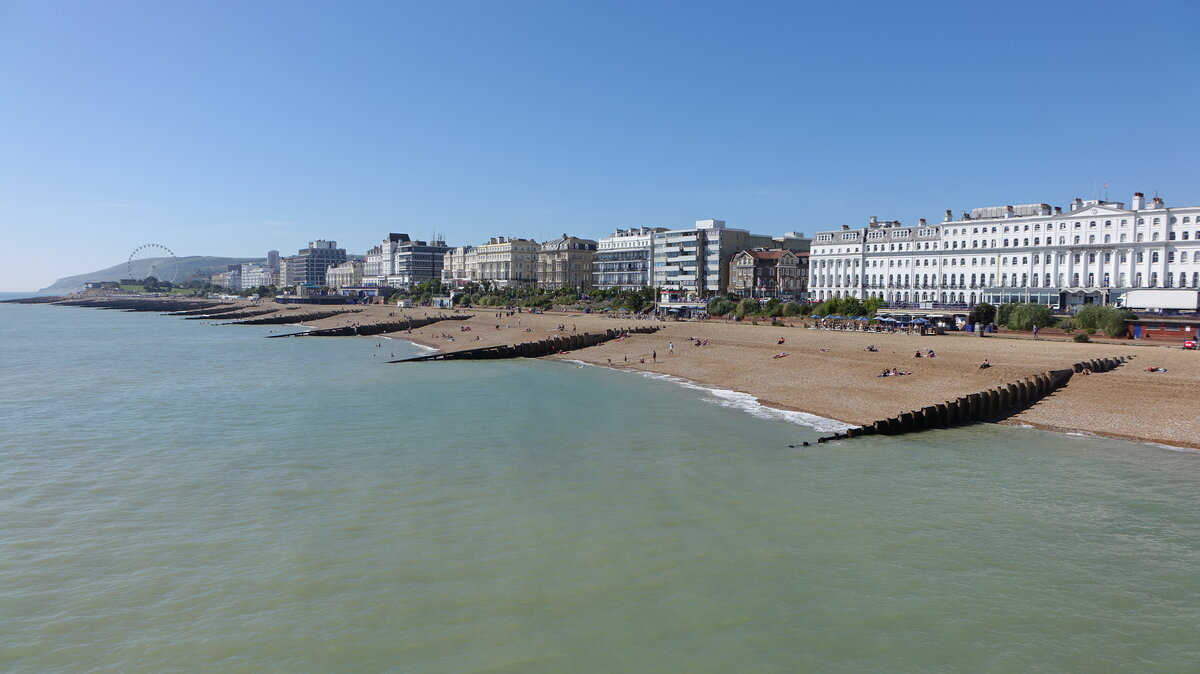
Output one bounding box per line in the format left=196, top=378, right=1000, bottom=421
left=389, top=325, right=661, bottom=362
left=812, top=356, right=1134, bottom=444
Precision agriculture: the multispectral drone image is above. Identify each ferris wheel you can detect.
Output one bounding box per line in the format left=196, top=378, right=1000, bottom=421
left=128, top=243, right=180, bottom=283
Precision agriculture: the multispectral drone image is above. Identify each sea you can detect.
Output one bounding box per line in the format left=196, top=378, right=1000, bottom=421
left=2, top=292, right=1198, bottom=673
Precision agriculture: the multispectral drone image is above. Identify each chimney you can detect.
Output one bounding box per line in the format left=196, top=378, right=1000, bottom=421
left=944, top=209, right=953, bottom=222
left=919, top=218, right=927, bottom=225
left=1072, top=197, right=1083, bottom=211
left=1151, top=196, right=1164, bottom=208
left=841, top=224, right=850, bottom=230
left=1054, top=206, right=1062, bottom=214
left=1005, top=205, right=1015, bottom=218
left=1131, top=192, right=1144, bottom=210
left=869, top=216, right=878, bottom=225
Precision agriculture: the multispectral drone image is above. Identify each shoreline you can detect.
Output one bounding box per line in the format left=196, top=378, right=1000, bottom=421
left=13, top=296, right=1198, bottom=450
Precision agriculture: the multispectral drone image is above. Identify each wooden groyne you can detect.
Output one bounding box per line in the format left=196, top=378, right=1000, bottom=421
left=183, top=308, right=277, bottom=321
left=815, top=355, right=1134, bottom=443
left=227, top=309, right=362, bottom=326
left=1, top=296, right=66, bottom=304
left=55, top=298, right=223, bottom=312
left=268, top=314, right=472, bottom=338
left=391, top=326, right=661, bottom=362
left=167, top=304, right=241, bottom=316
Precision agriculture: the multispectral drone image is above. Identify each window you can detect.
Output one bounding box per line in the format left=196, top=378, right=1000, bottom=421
left=1073, top=235, right=1080, bottom=244
left=1120, top=233, right=1127, bottom=242
left=1153, top=232, right=1160, bottom=241
left=1152, top=252, right=1160, bottom=263
left=1104, top=234, right=1111, bottom=243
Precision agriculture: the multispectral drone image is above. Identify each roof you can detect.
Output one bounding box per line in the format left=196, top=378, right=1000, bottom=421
left=738, top=249, right=796, bottom=260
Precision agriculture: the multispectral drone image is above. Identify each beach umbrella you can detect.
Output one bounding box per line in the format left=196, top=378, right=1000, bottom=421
left=879, top=317, right=896, bottom=322
left=912, top=318, right=930, bottom=324
left=810, top=314, right=822, bottom=319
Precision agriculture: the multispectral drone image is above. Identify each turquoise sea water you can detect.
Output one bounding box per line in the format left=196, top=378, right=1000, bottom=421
left=2, top=297, right=1198, bottom=672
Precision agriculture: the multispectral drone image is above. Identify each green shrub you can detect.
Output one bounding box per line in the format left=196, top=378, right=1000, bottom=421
left=1073, top=333, right=1091, bottom=343
left=1058, top=319, right=1074, bottom=332
left=735, top=298, right=758, bottom=318
left=762, top=298, right=783, bottom=317
left=1073, top=305, right=1135, bottom=338
left=782, top=302, right=802, bottom=317
left=707, top=298, right=736, bottom=316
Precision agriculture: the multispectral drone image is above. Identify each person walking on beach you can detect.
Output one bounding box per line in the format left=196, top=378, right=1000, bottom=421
left=668, top=342, right=674, bottom=355
left=652, top=350, right=657, bottom=362
left=1032, top=324, right=1039, bottom=339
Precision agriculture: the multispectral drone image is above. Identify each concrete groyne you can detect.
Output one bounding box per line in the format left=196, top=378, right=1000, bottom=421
left=815, top=355, right=1134, bottom=443
left=268, top=314, right=473, bottom=338
left=391, top=326, right=661, bottom=362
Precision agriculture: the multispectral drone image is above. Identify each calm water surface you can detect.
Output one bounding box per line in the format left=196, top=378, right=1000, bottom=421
left=1, top=298, right=1198, bottom=672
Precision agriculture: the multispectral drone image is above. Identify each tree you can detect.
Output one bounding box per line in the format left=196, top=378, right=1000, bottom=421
left=969, top=302, right=996, bottom=326
left=862, top=296, right=884, bottom=316
left=1006, top=303, right=1055, bottom=331
left=762, top=298, right=783, bottom=317
left=996, top=303, right=1017, bottom=327
left=735, top=298, right=758, bottom=318
left=782, top=301, right=802, bottom=317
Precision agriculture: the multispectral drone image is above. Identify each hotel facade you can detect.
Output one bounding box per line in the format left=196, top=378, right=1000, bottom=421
left=808, top=192, right=1200, bottom=308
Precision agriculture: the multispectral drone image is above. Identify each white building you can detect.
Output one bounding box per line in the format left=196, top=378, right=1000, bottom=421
left=239, top=263, right=278, bottom=289
left=808, top=192, right=1200, bottom=309
left=593, top=227, right=667, bottom=290
left=442, top=245, right=478, bottom=287
left=326, top=259, right=364, bottom=289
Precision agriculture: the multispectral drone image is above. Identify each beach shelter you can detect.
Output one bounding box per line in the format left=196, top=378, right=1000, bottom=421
left=912, top=317, right=930, bottom=324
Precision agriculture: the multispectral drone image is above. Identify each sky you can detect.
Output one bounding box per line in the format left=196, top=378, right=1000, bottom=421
left=2, top=0, right=1198, bottom=290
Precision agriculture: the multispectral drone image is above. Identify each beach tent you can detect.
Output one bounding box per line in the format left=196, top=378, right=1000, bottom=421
left=912, top=318, right=930, bottom=324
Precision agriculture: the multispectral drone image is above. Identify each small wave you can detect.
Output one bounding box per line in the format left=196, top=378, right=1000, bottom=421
left=591, top=364, right=851, bottom=433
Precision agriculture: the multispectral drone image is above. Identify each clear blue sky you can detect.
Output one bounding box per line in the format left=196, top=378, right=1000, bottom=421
left=2, top=0, right=1198, bottom=290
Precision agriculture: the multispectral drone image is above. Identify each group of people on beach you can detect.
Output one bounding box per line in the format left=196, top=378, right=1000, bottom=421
left=878, top=368, right=912, bottom=377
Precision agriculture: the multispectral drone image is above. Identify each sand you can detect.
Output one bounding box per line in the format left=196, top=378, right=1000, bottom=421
left=243, top=301, right=1200, bottom=450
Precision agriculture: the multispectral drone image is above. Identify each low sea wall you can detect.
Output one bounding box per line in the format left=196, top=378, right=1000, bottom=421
left=816, top=355, right=1134, bottom=443
left=392, top=326, right=661, bottom=362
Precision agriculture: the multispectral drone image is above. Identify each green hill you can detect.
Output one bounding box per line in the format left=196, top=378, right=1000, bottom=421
left=40, top=256, right=265, bottom=294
